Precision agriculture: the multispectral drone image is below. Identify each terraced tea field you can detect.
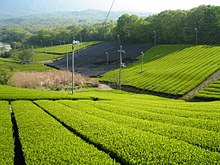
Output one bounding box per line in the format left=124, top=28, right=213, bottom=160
left=101, top=45, right=220, bottom=96
left=196, top=79, right=220, bottom=100
left=1, top=85, right=220, bottom=164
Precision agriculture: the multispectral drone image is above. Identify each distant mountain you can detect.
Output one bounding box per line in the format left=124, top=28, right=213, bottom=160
left=0, top=0, right=67, bottom=16
left=0, top=9, right=152, bottom=27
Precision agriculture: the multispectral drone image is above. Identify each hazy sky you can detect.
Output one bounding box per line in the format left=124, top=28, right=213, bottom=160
left=46, top=0, right=220, bottom=12
left=1, top=0, right=220, bottom=13
left=75, top=0, right=220, bottom=13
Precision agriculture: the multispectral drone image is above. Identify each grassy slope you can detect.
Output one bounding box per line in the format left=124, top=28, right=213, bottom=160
left=101, top=45, right=220, bottom=95
left=35, top=41, right=100, bottom=55
left=1, top=41, right=100, bottom=72
left=0, top=57, right=53, bottom=72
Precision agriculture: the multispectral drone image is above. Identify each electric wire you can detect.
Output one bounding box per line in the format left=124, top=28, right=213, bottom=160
left=102, top=0, right=116, bottom=28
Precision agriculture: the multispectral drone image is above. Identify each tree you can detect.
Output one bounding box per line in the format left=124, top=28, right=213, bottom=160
left=18, top=49, right=33, bottom=62
left=0, top=68, right=12, bottom=85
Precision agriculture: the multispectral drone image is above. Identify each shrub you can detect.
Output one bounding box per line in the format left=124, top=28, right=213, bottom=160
left=0, top=68, right=12, bottom=85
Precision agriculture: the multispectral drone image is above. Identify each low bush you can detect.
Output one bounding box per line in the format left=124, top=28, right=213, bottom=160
left=0, top=68, right=12, bottom=85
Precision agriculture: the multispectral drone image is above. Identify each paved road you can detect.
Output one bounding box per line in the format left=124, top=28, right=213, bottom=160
left=48, top=41, right=151, bottom=77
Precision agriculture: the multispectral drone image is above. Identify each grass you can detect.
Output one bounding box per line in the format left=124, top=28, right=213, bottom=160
left=31, top=52, right=63, bottom=63
left=0, top=57, right=53, bottom=72
left=101, top=45, right=220, bottom=95
left=1, top=41, right=101, bottom=72
left=35, top=41, right=100, bottom=55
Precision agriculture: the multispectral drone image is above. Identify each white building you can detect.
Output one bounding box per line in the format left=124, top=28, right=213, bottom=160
left=0, top=42, right=12, bottom=54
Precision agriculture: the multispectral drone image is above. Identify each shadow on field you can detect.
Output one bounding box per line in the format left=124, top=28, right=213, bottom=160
left=47, top=41, right=151, bottom=77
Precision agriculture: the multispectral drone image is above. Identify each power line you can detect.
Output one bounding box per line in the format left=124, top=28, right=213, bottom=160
left=102, top=0, right=116, bottom=28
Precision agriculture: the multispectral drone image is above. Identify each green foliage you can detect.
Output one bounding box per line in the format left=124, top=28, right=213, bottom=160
left=18, top=49, right=33, bottom=61
left=0, top=68, right=12, bottom=85
left=101, top=45, right=220, bottom=95
left=1, top=5, right=220, bottom=46
left=0, top=25, right=32, bottom=44
left=0, top=101, right=14, bottom=165
left=35, top=100, right=220, bottom=164
left=10, top=41, right=22, bottom=49
left=115, top=5, right=220, bottom=44
left=12, top=101, right=118, bottom=164
left=0, top=51, right=11, bottom=58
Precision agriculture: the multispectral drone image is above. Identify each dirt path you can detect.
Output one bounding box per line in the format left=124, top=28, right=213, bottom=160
left=181, top=68, right=220, bottom=101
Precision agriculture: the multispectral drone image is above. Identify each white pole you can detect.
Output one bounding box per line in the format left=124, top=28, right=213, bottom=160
left=31, top=45, right=34, bottom=63
left=118, top=45, right=126, bottom=90
left=72, top=41, right=75, bottom=94
left=119, top=46, right=122, bottom=90
left=141, top=51, right=144, bottom=72
left=195, top=28, right=198, bottom=45
left=106, top=52, right=109, bottom=65
left=153, top=31, right=157, bottom=46
left=66, top=45, right=69, bottom=70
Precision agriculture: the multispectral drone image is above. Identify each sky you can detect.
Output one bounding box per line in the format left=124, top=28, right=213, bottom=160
left=1, top=0, right=220, bottom=14
left=73, top=0, right=220, bottom=13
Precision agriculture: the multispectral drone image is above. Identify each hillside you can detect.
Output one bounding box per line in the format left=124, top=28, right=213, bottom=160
left=101, top=45, right=220, bottom=96
left=0, top=9, right=151, bottom=26
left=0, top=42, right=98, bottom=73
left=49, top=41, right=150, bottom=77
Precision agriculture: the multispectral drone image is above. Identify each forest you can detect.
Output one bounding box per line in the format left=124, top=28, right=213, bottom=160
left=0, top=5, right=220, bottom=49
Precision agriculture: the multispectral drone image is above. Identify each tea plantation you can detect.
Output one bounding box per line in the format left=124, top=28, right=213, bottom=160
left=196, top=79, right=220, bottom=100
left=1, top=85, right=220, bottom=164
left=101, top=45, right=220, bottom=96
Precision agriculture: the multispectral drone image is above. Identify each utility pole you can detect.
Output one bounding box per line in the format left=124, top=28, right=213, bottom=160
left=153, top=31, right=157, bottom=46
left=195, top=27, right=198, bottom=45
left=66, top=45, right=69, bottom=70
left=105, top=52, right=109, bottom=65
left=141, top=51, right=144, bottom=73
left=72, top=40, right=76, bottom=94
left=80, top=33, right=83, bottom=43
left=31, top=45, right=34, bottom=63
left=71, top=40, right=75, bottom=94
left=118, top=45, right=126, bottom=90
